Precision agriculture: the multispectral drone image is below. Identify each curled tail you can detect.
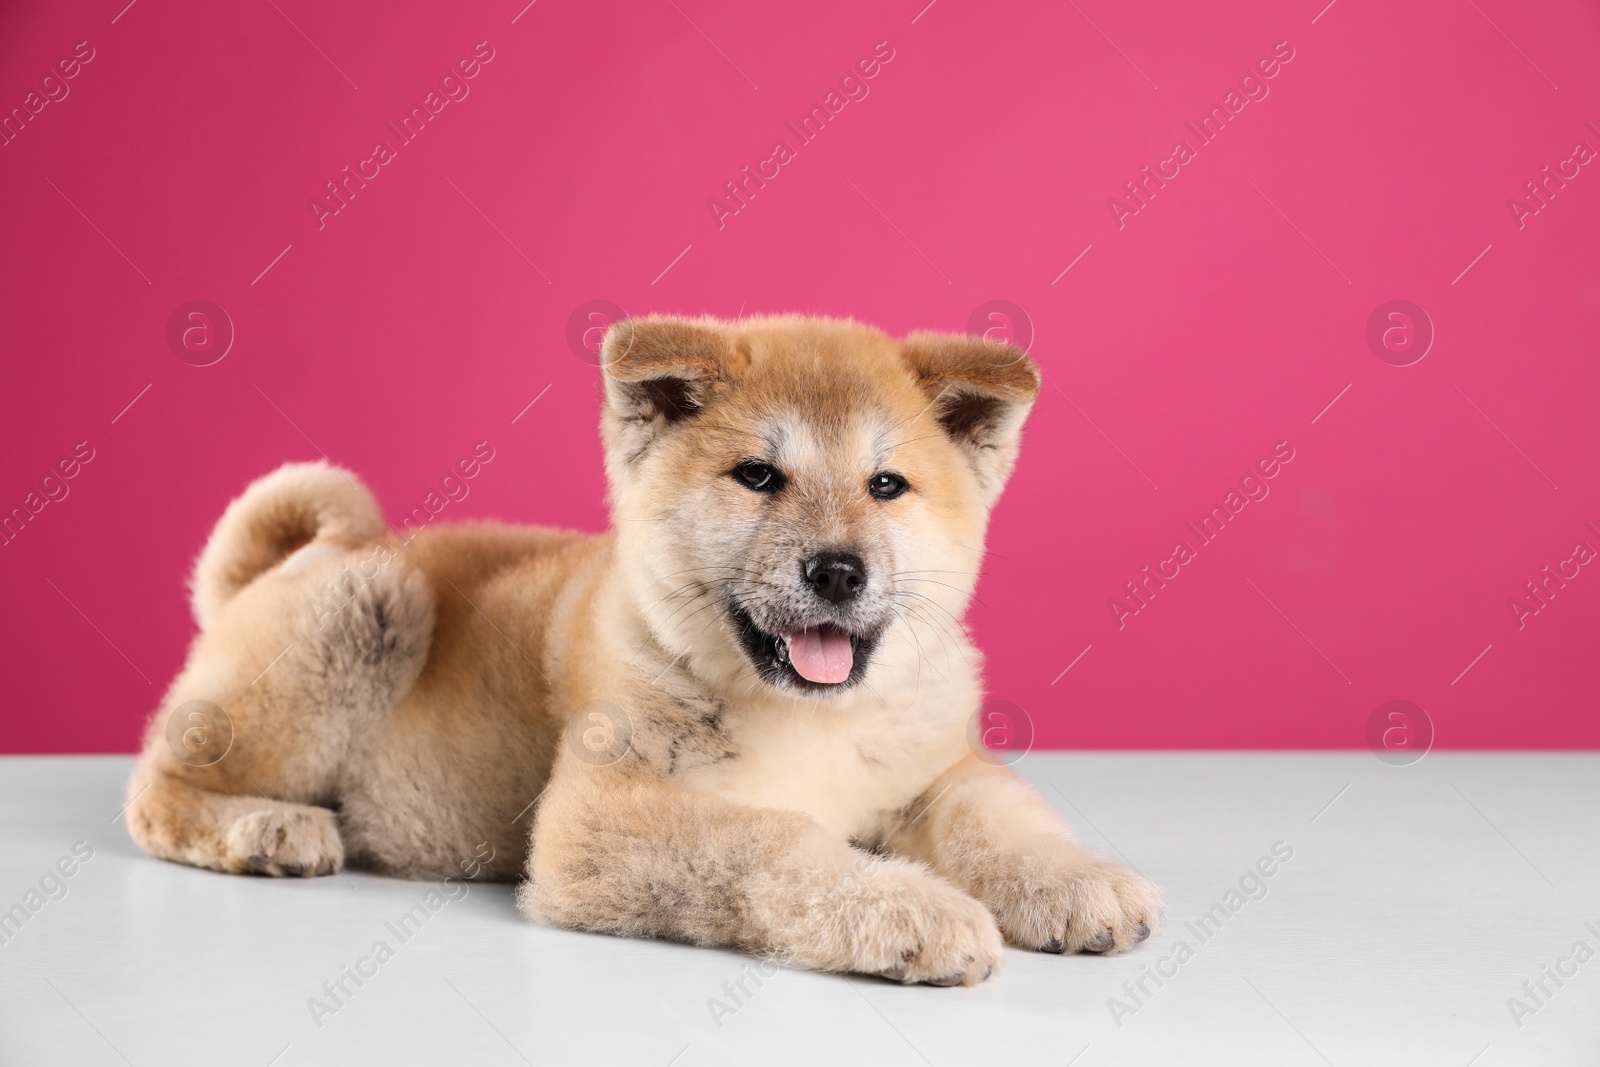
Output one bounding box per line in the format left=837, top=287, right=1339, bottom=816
left=190, top=461, right=386, bottom=629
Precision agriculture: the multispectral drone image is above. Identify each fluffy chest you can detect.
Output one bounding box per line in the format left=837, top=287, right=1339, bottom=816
left=676, top=692, right=971, bottom=841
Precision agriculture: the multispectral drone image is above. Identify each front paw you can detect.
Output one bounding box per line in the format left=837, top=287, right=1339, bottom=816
left=980, top=846, right=1162, bottom=955
left=791, top=858, right=1003, bottom=986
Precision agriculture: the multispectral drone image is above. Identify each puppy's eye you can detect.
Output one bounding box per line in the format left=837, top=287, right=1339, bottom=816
left=732, top=461, right=783, bottom=493
left=868, top=472, right=909, bottom=500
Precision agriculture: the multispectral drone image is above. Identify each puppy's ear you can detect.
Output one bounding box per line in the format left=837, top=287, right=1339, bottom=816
left=901, top=332, right=1041, bottom=503
left=600, top=316, right=738, bottom=463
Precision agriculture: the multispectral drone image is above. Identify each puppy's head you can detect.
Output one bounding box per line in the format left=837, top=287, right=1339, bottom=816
left=600, top=315, right=1038, bottom=697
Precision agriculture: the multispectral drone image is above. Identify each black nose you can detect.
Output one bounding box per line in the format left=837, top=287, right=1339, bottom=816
left=804, top=551, right=867, bottom=605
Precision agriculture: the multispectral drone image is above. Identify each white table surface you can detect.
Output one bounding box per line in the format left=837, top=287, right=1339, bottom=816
left=0, top=753, right=1594, bottom=1066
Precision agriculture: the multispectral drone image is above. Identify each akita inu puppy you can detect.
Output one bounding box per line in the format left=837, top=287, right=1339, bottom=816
left=125, top=314, right=1160, bottom=985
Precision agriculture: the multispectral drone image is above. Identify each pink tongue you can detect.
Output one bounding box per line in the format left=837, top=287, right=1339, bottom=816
left=786, top=627, right=854, bottom=684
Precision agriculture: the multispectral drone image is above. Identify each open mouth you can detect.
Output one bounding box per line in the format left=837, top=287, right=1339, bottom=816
left=726, top=602, right=881, bottom=693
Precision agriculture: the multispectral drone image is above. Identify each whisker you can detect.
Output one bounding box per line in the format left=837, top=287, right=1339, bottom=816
left=894, top=576, right=982, bottom=604
left=895, top=593, right=975, bottom=673
left=880, top=431, right=947, bottom=452
left=892, top=588, right=972, bottom=634
left=889, top=604, right=938, bottom=690
left=894, top=603, right=951, bottom=683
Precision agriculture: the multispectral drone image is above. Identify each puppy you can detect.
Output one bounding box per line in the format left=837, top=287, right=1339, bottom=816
left=125, top=314, right=1160, bottom=985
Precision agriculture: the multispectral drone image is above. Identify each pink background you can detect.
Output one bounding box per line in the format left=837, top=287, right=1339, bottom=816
left=3, top=0, right=1598, bottom=754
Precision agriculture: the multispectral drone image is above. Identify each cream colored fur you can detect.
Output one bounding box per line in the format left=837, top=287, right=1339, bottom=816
left=125, top=315, right=1161, bottom=985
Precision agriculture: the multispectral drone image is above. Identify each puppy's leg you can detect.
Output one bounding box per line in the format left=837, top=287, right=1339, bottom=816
left=885, top=755, right=1163, bottom=955
left=125, top=544, right=432, bottom=877
left=125, top=774, right=343, bottom=877
left=520, top=764, right=1003, bottom=985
